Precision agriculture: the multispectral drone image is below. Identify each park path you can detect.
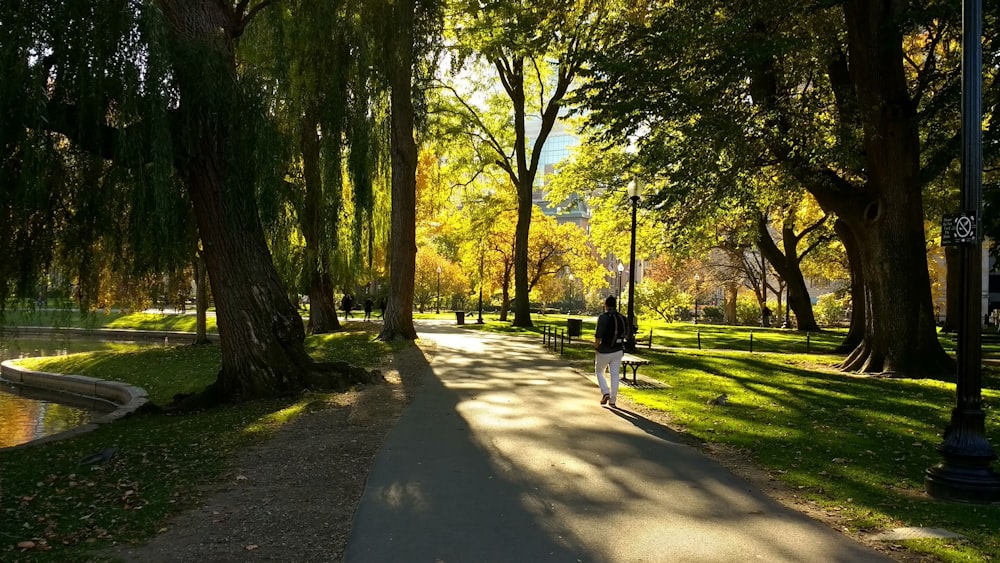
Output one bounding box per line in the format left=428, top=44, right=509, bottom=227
left=344, top=322, right=894, bottom=563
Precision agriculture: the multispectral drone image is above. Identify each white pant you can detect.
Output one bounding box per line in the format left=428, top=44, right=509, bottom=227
left=595, top=350, right=623, bottom=402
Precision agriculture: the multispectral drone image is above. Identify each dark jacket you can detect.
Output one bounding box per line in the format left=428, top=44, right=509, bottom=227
left=595, top=310, right=628, bottom=353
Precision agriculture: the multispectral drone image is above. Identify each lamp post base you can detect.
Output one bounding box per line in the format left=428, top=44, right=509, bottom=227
left=925, top=461, right=1000, bottom=504
left=925, top=408, right=1000, bottom=504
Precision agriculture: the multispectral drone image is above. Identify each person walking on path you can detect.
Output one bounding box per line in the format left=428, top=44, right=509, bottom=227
left=594, top=295, right=627, bottom=407
left=363, top=297, right=374, bottom=321
left=341, top=293, right=354, bottom=319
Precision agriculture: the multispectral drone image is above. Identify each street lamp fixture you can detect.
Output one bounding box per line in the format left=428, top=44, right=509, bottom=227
left=625, top=179, right=641, bottom=352
left=693, top=273, right=701, bottom=325
left=436, top=265, right=442, bottom=315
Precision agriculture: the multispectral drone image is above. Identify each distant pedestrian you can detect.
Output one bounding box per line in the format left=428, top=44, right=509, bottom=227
left=341, top=293, right=354, bottom=319
left=363, top=297, right=374, bottom=321
left=594, top=295, right=627, bottom=408
left=378, top=297, right=387, bottom=318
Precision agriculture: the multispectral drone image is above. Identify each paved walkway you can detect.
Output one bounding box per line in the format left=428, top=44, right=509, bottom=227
left=344, top=323, right=893, bottom=563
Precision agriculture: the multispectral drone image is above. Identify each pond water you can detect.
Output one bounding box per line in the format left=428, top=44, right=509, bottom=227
left=0, top=336, right=128, bottom=448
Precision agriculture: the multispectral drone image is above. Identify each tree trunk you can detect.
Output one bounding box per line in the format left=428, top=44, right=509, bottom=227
left=194, top=250, right=210, bottom=345
left=512, top=176, right=533, bottom=326
left=499, top=282, right=511, bottom=323
left=308, top=271, right=341, bottom=334
left=833, top=219, right=864, bottom=353
left=159, top=0, right=375, bottom=403
left=300, top=110, right=341, bottom=334
left=725, top=282, right=738, bottom=325
left=755, top=215, right=820, bottom=331
left=378, top=0, right=418, bottom=342
left=830, top=0, right=953, bottom=376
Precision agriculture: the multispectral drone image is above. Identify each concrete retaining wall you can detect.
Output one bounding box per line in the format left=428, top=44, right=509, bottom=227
left=0, top=360, right=149, bottom=448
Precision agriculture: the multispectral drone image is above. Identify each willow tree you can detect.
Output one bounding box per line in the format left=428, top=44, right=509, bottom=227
left=243, top=0, right=390, bottom=335
left=582, top=0, right=965, bottom=377
left=3, top=0, right=376, bottom=403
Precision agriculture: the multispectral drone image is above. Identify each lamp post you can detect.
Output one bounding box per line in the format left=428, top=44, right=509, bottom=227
left=616, top=262, right=624, bottom=305
left=625, top=180, right=641, bottom=352
left=436, top=265, right=441, bottom=315
left=568, top=273, right=574, bottom=309
left=925, top=0, right=1000, bottom=503
left=693, top=273, right=701, bottom=325
left=477, top=253, right=484, bottom=324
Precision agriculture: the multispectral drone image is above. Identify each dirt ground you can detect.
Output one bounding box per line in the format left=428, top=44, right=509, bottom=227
left=104, top=341, right=935, bottom=563
left=105, top=344, right=430, bottom=563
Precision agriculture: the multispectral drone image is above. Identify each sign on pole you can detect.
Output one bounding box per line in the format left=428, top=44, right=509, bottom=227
left=941, top=212, right=977, bottom=246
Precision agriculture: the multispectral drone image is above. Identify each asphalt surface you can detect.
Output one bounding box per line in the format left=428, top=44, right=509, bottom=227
left=344, top=322, right=894, bottom=563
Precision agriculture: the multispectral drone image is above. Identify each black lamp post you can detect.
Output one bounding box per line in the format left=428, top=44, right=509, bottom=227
left=616, top=262, right=624, bottom=305
left=477, top=253, right=484, bottom=324
left=568, top=273, right=575, bottom=309
left=625, top=180, right=641, bottom=352
left=925, top=0, right=1000, bottom=503
left=693, top=273, right=701, bottom=325
left=436, top=265, right=441, bottom=315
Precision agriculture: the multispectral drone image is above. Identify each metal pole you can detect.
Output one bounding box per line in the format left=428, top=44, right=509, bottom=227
left=477, top=253, right=484, bottom=324
left=694, top=276, right=700, bottom=325
left=626, top=194, right=639, bottom=352
left=616, top=270, right=622, bottom=304
left=436, top=267, right=441, bottom=315
left=784, top=284, right=791, bottom=328
left=761, top=254, right=768, bottom=327
left=925, top=0, right=1000, bottom=503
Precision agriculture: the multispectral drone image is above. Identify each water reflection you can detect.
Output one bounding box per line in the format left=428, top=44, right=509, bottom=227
left=0, top=336, right=125, bottom=448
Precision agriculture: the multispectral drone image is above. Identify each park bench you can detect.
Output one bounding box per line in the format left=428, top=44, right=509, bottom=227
left=620, top=353, right=651, bottom=384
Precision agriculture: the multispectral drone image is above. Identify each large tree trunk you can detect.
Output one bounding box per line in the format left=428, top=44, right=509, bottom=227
left=378, top=0, right=418, bottom=342
left=833, top=219, right=864, bottom=353
left=159, top=0, right=374, bottom=403
left=830, top=0, right=952, bottom=376
left=512, top=176, right=533, bottom=326
left=300, top=111, right=341, bottom=334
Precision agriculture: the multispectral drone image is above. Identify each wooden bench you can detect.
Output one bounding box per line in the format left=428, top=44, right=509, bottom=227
left=620, top=354, right=651, bottom=384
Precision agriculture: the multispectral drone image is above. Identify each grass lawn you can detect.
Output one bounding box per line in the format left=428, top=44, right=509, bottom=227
left=468, top=314, right=1000, bottom=563
left=0, top=327, right=392, bottom=562
left=1, top=308, right=218, bottom=334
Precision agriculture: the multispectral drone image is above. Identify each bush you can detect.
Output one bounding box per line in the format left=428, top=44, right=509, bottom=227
left=701, top=306, right=724, bottom=323
left=815, top=292, right=850, bottom=327
left=735, top=294, right=761, bottom=325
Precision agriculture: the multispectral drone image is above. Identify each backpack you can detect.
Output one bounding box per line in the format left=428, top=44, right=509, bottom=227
left=599, top=311, right=627, bottom=352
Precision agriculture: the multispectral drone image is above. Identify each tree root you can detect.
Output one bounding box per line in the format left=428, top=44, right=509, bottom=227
left=168, top=362, right=383, bottom=412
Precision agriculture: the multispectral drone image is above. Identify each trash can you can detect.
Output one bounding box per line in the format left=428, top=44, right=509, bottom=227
left=567, top=318, right=583, bottom=337
left=455, top=311, right=466, bottom=325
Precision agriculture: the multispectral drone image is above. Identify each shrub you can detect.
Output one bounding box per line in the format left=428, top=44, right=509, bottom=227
left=815, top=292, right=850, bottom=327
